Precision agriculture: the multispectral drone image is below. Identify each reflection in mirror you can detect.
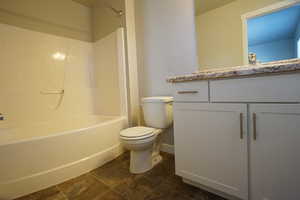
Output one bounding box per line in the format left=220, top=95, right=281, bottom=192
left=195, top=0, right=300, bottom=70
left=195, top=0, right=237, bottom=70
left=247, top=4, right=300, bottom=63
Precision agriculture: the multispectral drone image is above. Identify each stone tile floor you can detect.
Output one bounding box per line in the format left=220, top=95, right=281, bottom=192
left=16, top=152, right=226, bottom=200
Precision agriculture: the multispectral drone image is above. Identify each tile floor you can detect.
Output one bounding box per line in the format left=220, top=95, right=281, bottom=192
left=16, top=152, right=226, bottom=200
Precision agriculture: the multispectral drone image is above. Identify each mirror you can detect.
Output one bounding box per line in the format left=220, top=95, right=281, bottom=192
left=247, top=5, right=300, bottom=63
left=194, top=0, right=300, bottom=70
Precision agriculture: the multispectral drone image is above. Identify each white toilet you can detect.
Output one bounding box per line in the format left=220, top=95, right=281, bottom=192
left=120, top=96, right=173, bottom=174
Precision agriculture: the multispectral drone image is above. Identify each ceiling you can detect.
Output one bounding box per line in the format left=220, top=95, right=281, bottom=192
left=248, top=5, right=300, bottom=46
left=195, top=0, right=236, bottom=15
left=75, top=0, right=236, bottom=15
left=72, top=0, right=96, bottom=7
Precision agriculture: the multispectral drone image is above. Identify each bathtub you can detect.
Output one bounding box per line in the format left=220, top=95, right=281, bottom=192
left=0, top=115, right=128, bottom=199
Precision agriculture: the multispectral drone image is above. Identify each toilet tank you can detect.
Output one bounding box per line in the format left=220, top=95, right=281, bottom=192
left=141, top=97, right=173, bottom=129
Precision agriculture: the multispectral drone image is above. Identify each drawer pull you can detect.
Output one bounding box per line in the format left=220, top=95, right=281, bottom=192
left=253, top=113, right=257, bottom=141
left=177, top=91, right=198, bottom=94
left=240, top=113, right=243, bottom=140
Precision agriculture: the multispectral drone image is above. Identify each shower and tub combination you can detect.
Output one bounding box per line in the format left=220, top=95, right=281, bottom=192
left=0, top=1, right=128, bottom=199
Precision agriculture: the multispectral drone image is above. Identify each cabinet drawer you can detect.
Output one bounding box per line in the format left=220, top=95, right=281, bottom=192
left=210, top=74, right=300, bottom=103
left=172, top=81, right=209, bottom=102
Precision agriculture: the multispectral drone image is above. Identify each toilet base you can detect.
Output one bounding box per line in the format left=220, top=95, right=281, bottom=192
left=126, top=129, right=164, bottom=174
left=129, top=151, right=163, bottom=174
left=130, top=149, right=152, bottom=174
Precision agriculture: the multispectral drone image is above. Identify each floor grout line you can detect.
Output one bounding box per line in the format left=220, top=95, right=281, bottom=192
left=89, top=172, right=115, bottom=189
left=55, top=185, right=69, bottom=200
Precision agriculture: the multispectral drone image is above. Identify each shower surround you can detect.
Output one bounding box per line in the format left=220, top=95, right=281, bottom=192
left=0, top=22, right=128, bottom=199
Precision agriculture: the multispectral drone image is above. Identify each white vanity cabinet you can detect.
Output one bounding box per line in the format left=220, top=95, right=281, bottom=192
left=172, top=74, right=300, bottom=200
left=249, top=104, right=300, bottom=200
left=174, top=103, right=248, bottom=200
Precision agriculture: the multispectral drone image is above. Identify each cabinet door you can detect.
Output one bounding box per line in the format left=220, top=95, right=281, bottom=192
left=174, top=103, right=248, bottom=200
left=250, top=104, right=300, bottom=200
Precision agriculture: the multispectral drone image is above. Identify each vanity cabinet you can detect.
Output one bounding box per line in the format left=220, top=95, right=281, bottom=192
left=172, top=74, right=300, bottom=200
left=249, top=104, right=300, bottom=200
left=174, top=103, right=248, bottom=200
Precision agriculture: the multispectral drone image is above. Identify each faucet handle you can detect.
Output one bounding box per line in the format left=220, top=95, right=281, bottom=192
left=248, top=52, right=257, bottom=65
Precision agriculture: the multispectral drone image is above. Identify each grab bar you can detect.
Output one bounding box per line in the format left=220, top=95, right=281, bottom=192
left=40, top=90, right=64, bottom=95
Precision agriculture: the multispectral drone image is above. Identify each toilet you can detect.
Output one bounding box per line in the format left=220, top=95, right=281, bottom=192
left=120, top=96, right=173, bottom=174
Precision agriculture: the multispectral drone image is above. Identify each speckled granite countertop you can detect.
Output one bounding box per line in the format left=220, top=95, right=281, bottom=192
left=167, top=58, right=300, bottom=83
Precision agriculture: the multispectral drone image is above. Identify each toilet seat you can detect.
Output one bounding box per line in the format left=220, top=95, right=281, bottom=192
left=120, top=126, right=156, bottom=140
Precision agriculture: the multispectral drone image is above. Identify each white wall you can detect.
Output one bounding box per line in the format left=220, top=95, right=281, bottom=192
left=249, top=38, right=296, bottom=62
left=135, top=0, right=198, bottom=98
left=135, top=0, right=198, bottom=145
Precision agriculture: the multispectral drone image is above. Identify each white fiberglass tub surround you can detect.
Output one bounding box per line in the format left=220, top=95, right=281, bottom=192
left=0, top=116, right=127, bottom=199
left=0, top=22, right=128, bottom=199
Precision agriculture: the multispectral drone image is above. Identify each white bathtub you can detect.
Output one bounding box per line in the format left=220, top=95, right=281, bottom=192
left=0, top=115, right=128, bottom=199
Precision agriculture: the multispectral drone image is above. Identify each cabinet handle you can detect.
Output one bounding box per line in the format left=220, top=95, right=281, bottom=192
left=240, top=113, right=243, bottom=140
left=253, top=113, right=257, bottom=141
left=177, top=91, right=198, bottom=94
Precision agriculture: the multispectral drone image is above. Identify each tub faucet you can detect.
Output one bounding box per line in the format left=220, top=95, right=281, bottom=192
left=248, top=52, right=257, bottom=65
left=0, top=113, right=4, bottom=121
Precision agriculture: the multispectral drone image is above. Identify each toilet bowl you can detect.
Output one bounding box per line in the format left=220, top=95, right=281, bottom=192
left=120, top=97, right=173, bottom=174
left=120, top=127, right=163, bottom=174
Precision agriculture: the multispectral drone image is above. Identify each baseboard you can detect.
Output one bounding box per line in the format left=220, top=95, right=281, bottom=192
left=161, top=143, right=174, bottom=154
left=0, top=144, right=124, bottom=200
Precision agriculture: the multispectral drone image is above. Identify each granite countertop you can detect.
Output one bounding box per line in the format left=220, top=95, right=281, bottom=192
left=167, top=58, right=300, bottom=83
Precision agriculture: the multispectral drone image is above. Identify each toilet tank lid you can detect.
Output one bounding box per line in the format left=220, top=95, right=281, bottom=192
left=142, top=96, right=173, bottom=103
